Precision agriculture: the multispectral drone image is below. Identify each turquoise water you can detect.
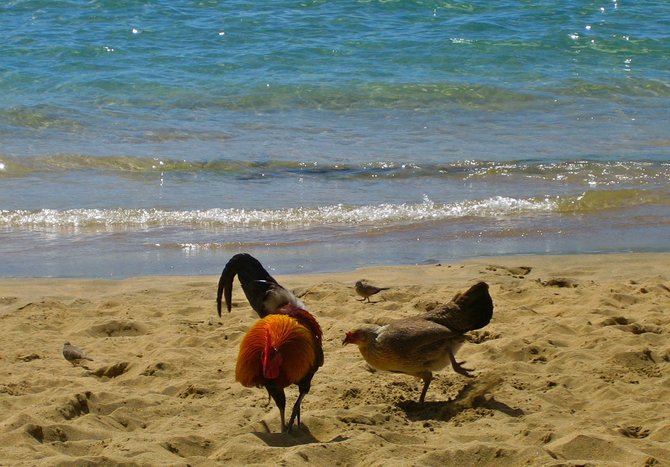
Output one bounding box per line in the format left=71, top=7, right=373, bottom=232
left=1, top=1, right=669, bottom=277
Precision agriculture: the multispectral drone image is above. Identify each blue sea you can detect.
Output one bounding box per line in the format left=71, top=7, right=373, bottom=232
left=1, top=0, right=668, bottom=278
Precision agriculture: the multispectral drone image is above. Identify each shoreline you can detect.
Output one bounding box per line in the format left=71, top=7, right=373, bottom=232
left=1, top=252, right=669, bottom=465
left=2, top=250, right=669, bottom=281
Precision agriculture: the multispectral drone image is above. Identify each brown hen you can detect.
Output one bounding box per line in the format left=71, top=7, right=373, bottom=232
left=344, top=282, right=493, bottom=402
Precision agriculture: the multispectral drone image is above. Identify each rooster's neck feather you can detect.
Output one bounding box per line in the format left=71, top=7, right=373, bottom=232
left=236, top=313, right=319, bottom=389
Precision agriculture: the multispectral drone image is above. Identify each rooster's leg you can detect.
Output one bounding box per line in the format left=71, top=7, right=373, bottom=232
left=266, top=385, right=287, bottom=432
left=286, top=391, right=305, bottom=432
left=286, top=373, right=316, bottom=432
left=418, top=372, right=433, bottom=403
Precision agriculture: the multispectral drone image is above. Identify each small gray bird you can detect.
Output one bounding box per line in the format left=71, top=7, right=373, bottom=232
left=62, top=341, right=94, bottom=367
left=355, top=280, right=390, bottom=303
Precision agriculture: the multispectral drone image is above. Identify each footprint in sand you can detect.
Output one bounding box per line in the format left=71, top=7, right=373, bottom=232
left=599, top=316, right=662, bottom=335
left=486, top=265, right=532, bottom=278
left=617, top=425, right=650, bottom=439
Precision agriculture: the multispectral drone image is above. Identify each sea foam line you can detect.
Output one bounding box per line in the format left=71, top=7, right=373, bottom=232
left=0, top=196, right=557, bottom=230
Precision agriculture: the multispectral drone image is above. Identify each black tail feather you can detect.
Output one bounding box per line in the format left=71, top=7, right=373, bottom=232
left=216, top=253, right=286, bottom=317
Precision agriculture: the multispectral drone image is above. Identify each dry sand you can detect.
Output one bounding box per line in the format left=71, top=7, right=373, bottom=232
left=1, top=253, right=669, bottom=466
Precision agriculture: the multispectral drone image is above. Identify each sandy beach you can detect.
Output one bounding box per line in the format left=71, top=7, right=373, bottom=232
left=1, top=253, right=669, bottom=466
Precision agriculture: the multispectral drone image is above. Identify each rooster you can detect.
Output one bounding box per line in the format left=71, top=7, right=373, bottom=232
left=343, top=281, right=493, bottom=402
left=217, top=253, right=323, bottom=432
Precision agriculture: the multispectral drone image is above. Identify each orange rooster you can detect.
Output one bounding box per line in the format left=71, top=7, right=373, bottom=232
left=217, top=253, right=323, bottom=432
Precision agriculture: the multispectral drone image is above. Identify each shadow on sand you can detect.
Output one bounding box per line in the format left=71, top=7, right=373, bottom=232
left=398, top=375, right=524, bottom=422
left=253, top=424, right=349, bottom=447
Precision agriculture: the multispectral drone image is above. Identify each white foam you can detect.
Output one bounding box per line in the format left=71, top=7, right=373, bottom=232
left=0, top=196, right=559, bottom=231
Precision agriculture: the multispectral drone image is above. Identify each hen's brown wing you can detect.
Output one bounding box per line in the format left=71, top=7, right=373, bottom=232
left=372, top=318, right=459, bottom=373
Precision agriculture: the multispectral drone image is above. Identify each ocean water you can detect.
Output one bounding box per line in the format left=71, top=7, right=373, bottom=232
left=1, top=0, right=668, bottom=278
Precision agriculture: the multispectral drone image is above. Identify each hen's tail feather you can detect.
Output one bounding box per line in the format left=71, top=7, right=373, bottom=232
left=423, top=282, right=493, bottom=333
left=455, top=282, right=494, bottom=330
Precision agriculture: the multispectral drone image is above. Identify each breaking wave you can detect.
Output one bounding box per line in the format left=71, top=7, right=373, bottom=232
left=2, top=190, right=666, bottom=232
